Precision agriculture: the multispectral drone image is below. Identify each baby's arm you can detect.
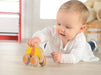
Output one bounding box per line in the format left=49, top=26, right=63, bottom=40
left=51, top=51, right=81, bottom=63
left=60, top=53, right=81, bottom=63
left=27, top=37, right=40, bottom=46
left=51, top=52, right=62, bottom=63
left=59, top=34, right=86, bottom=64
left=27, top=26, right=55, bottom=46
left=60, top=43, right=85, bottom=64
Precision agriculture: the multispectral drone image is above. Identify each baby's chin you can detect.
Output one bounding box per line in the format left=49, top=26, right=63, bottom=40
left=58, top=35, right=67, bottom=39
left=58, top=35, right=71, bottom=41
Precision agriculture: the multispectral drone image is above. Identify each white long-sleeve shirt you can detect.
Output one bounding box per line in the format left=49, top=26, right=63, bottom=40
left=32, top=26, right=99, bottom=63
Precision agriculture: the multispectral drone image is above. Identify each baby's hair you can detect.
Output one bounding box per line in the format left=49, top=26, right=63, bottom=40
left=59, top=0, right=89, bottom=25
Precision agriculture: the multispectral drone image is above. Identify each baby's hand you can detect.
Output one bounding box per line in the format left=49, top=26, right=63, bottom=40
left=51, top=52, right=62, bottom=63
left=27, top=37, right=40, bottom=46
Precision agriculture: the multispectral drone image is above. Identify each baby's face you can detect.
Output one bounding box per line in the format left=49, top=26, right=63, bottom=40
left=56, top=10, right=83, bottom=41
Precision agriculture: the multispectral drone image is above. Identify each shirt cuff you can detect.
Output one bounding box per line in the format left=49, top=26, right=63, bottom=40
left=60, top=54, right=64, bottom=63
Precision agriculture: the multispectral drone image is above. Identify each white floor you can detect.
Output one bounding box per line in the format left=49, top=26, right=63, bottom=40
left=0, top=40, right=101, bottom=75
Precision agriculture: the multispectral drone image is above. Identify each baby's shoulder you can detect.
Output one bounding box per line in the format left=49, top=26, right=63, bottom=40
left=75, top=32, right=86, bottom=40
left=72, top=32, right=86, bottom=45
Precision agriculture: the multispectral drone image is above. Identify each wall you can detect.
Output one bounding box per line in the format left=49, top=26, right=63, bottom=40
left=22, top=0, right=56, bottom=39
left=22, top=0, right=33, bottom=39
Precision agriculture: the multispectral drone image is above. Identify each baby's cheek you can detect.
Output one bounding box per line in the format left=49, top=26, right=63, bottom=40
left=67, top=33, right=74, bottom=39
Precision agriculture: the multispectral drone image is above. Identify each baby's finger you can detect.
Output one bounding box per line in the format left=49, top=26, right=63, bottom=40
left=28, top=39, right=33, bottom=46
left=26, top=40, right=29, bottom=44
left=51, top=52, right=57, bottom=56
left=27, top=40, right=30, bottom=46
left=33, top=39, right=40, bottom=45
left=53, top=55, right=58, bottom=60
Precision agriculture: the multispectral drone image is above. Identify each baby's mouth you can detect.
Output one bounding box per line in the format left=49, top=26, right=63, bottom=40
left=59, top=33, right=66, bottom=36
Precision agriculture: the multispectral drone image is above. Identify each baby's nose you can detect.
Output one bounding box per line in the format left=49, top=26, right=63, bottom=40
left=61, top=27, right=65, bottom=32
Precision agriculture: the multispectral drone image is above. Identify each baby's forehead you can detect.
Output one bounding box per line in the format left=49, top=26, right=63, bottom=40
left=57, top=10, right=83, bottom=25
left=58, top=9, right=80, bottom=14
left=58, top=9, right=81, bottom=18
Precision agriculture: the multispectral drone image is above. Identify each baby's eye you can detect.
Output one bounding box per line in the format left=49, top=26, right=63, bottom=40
left=58, top=24, right=61, bottom=26
left=65, top=26, right=71, bottom=29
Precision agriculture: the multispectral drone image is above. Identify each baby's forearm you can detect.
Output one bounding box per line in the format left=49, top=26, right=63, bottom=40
left=60, top=54, right=80, bottom=64
left=32, top=27, right=53, bottom=43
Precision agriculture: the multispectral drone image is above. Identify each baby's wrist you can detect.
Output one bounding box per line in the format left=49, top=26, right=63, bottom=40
left=60, top=54, right=64, bottom=63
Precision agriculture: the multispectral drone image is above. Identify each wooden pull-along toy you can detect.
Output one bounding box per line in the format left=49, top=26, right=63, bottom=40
left=23, top=44, right=47, bottom=66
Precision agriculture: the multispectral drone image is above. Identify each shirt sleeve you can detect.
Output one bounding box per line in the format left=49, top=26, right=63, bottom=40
left=60, top=48, right=84, bottom=64
left=32, top=26, right=55, bottom=43
left=60, top=33, right=86, bottom=64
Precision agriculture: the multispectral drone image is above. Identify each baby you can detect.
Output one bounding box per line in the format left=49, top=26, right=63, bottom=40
left=27, top=1, right=99, bottom=63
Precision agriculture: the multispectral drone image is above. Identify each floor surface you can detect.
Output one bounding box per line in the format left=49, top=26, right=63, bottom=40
left=0, top=40, right=101, bottom=75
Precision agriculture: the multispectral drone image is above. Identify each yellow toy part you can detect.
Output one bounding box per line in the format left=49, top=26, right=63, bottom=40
left=34, top=46, right=40, bottom=59
left=26, top=46, right=41, bottom=59
left=26, top=46, right=32, bottom=54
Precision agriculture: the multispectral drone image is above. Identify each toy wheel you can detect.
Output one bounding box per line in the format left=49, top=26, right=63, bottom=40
left=23, top=54, right=30, bottom=65
left=30, top=55, right=39, bottom=66
left=40, top=56, right=47, bottom=66
left=39, top=49, right=44, bottom=63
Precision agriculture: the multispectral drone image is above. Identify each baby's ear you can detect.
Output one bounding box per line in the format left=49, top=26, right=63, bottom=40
left=78, top=25, right=86, bottom=33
